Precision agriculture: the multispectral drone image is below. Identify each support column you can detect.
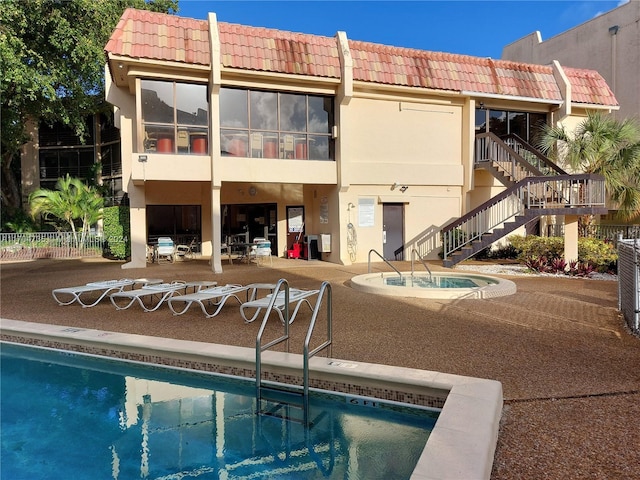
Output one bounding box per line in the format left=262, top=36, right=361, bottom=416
left=564, top=215, right=579, bottom=262
left=211, top=186, right=223, bottom=273
left=122, top=184, right=147, bottom=269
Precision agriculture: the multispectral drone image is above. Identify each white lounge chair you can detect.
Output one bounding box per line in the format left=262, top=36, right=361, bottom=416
left=110, top=281, right=187, bottom=312
left=168, top=284, right=251, bottom=318
left=52, top=279, right=138, bottom=308
left=240, top=288, right=319, bottom=324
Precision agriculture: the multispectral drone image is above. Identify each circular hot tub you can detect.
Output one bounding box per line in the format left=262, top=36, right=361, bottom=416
left=351, top=271, right=516, bottom=299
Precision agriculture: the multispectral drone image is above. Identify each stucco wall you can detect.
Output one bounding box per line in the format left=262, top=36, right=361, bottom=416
left=502, top=1, right=639, bottom=120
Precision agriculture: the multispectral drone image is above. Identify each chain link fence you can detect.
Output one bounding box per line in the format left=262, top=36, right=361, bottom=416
left=617, top=237, right=640, bottom=336
left=0, top=233, right=105, bottom=261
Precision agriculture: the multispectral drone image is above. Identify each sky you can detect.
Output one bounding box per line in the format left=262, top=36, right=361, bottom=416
left=176, top=0, right=627, bottom=59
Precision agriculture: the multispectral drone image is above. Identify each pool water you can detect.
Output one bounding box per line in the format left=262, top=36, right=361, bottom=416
left=1, top=343, right=438, bottom=479
left=385, top=275, right=495, bottom=288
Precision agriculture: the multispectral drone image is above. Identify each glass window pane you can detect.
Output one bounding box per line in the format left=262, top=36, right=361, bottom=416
left=40, top=152, right=59, bottom=179
left=221, top=130, right=248, bottom=157
left=309, top=135, right=329, bottom=160
left=508, top=112, right=527, bottom=139
left=488, top=110, right=507, bottom=137
left=141, top=80, right=174, bottom=124
left=280, top=93, right=306, bottom=132
left=176, top=83, right=208, bottom=126
left=220, top=88, right=248, bottom=128
left=250, top=91, right=277, bottom=130
left=528, top=113, right=546, bottom=144
left=475, top=109, right=487, bottom=134
left=308, top=96, right=330, bottom=133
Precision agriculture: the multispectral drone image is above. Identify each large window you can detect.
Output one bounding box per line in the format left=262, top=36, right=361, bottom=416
left=141, top=80, right=209, bottom=155
left=219, top=88, right=334, bottom=161
left=475, top=108, right=546, bottom=144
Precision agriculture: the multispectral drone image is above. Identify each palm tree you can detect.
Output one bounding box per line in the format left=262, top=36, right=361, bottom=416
left=537, top=112, right=640, bottom=222
left=29, top=175, right=103, bottom=246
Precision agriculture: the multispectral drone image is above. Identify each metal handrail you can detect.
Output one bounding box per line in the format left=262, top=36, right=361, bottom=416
left=368, top=249, right=403, bottom=278
left=303, top=281, right=333, bottom=423
left=410, top=249, right=432, bottom=283
left=441, top=174, right=606, bottom=260
left=255, top=278, right=290, bottom=407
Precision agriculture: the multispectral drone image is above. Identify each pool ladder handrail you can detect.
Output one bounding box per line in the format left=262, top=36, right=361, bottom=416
left=410, top=248, right=433, bottom=283
left=255, top=279, right=333, bottom=427
left=303, top=281, right=333, bottom=421
left=368, top=249, right=403, bottom=279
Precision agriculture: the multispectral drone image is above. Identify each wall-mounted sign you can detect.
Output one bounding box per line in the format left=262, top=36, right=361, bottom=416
left=358, top=198, right=375, bottom=227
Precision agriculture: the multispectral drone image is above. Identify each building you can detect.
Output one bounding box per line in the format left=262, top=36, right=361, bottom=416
left=104, top=8, right=618, bottom=272
left=502, top=0, right=639, bottom=120
left=20, top=113, right=125, bottom=209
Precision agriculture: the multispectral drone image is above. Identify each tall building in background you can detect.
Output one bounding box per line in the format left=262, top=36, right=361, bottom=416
left=502, top=1, right=639, bottom=120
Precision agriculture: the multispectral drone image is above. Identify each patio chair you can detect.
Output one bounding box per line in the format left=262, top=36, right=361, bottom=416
left=176, top=238, right=197, bottom=261
left=110, top=281, right=187, bottom=312
left=240, top=288, right=319, bottom=324
left=168, top=284, right=251, bottom=318
left=52, top=278, right=137, bottom=308
left=156, top=237, right=176, bottom=263
left=248, top=238, right=272, bottom=267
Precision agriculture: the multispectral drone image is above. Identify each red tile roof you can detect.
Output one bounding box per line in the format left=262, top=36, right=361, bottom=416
left=218, top=23, right=341, bottom=77
left=105, top=9, right=210, bottom=65
left=563, top=67, right=618, bottom=106
left=105, top=8, right=618, bottom=107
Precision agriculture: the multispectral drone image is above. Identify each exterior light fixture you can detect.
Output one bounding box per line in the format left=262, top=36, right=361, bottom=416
left=391, top=182, right=398, bottom=191
left=399, top=185, right=409, bottom=193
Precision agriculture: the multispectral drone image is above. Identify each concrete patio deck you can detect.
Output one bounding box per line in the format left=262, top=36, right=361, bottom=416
left=1, top=256, right=638, bottom=479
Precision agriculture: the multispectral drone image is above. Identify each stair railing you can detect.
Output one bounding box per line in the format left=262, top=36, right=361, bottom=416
left=475, top=132, right=543, bottom=182
left=502, top=133, right=566, bottom=176
left=442, top=174, right=606, bottom=262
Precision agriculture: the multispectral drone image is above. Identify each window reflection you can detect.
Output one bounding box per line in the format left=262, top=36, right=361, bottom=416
left=250, top=91, right=277, bottom=130
left=219, top=88, right=334, bottom=161
left=141, top=80, right=209, bottom=155
left=478, top=108, right=546, bottom=144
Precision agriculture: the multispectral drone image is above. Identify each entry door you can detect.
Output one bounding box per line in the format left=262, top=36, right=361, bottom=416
left=383, top=203, right=404, bottom=260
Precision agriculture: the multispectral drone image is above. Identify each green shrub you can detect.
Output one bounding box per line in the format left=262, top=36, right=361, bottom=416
left=102, top=206, right=130, bottom=260
left=508, top=235, right=617, bottom=273
left=578, top=237, right=618, bottom=273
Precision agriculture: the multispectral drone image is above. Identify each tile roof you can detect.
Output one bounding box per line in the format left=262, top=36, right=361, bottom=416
left=105, top=8, right=210, bottom=65
left=349, top=41, right=562, bottom=101
left=563, top=67, right=618, bottom=106
left=218, top=23, right=341, bottom=77
left=105, top=8, right=618, bottom=107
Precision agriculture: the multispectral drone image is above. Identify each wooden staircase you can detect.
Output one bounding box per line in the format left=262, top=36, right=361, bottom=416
left=442, top=133, right=607, bottom=268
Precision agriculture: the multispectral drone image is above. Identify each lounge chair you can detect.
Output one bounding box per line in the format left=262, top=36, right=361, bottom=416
left=52, top=279, right=140, bottom=308
left=240, top=288, right=319, bottom=324
left=110, top=281, right=187, bottom=312
left=167, top=284, right=251, bottom=318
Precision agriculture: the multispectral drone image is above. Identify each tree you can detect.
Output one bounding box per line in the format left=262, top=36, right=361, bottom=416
left=0, top=0, right=178, bottom=216
left=537, top=112, right=640, bottom=222
left=29, top=175, right=104, bottom=246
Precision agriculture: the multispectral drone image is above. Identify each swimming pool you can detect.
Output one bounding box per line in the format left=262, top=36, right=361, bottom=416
left=1, top=342, right=438, bottom=479
left=0, top=318, right=503, bottom=479
left=351, top=271, right=517, bottom=299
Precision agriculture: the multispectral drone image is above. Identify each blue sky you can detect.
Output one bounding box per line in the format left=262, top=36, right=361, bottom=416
left=177, top=0, right=625, bottom=59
